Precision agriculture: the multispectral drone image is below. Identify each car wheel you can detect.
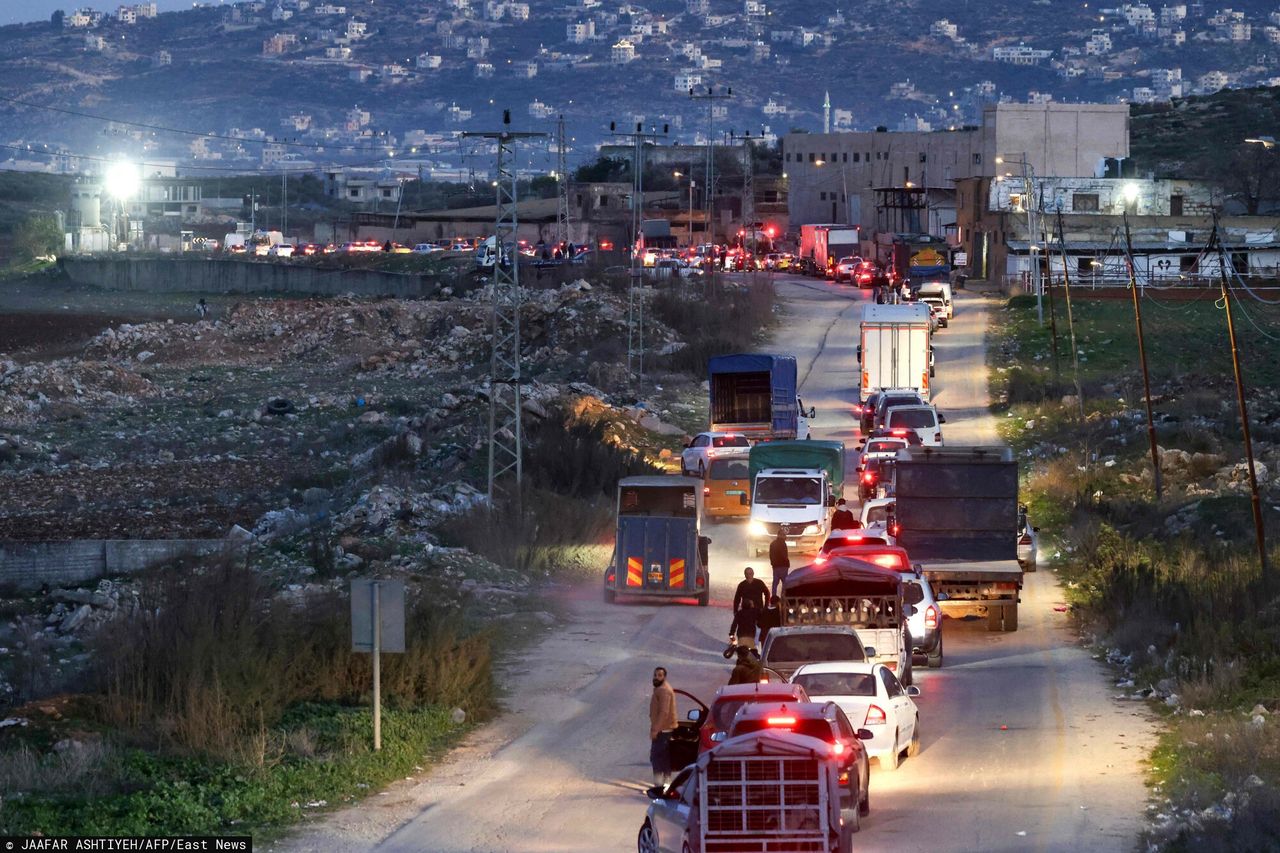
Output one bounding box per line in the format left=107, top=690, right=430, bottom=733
left=697, top=589, right=709, bottom=607
left=908, top=719, right=921, bottom=758
left=637, top=819, right=659, bottom=853
left=859, top=775, right=870, bottom=816
left=902, top=657, right=913, bottom=686
left=927, top=634, right=943, bottom=668
left=882, top=733, right=900, bottom=770
left=697, top=461, right=705, bottom=478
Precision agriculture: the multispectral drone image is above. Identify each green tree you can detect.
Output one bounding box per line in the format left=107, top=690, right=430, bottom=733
left=50, top=9, right=64, bottom=27
left=13, top=215, right=63, bottom=260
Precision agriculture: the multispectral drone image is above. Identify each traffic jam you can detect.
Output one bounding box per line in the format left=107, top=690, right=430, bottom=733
left=606, top=277, right=1040, bottom=853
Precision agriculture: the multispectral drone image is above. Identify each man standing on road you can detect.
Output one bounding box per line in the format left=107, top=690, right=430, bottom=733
left=729, top=597, right=760, bottom=651
left=649, top=667, right=677, bottom=787
left=728, top=646, right=763, bottom=685
left=831, top=499, right=857, bottom=531
left=733, top=567, right=769, bottom=616
left=769, top=528, right=791, bottom=600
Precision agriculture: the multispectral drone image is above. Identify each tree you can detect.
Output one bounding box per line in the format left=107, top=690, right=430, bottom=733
left=572, top=157, right=629, bottom=183
left=50, top=9, right=64, bottom=28
left=13, top=215, right=63, bottom=260
left=1206, top=143, right=1280, bottom=214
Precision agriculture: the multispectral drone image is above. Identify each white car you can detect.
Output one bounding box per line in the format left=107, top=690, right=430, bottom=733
left=267, top=243, right=294, bottom=258
left=883, top=404, right=944, bottom=447
left=791, top=661, right=921, bottom=770
left=860, top=497, right=896, bottom=538
left=639, top=765, right=696, bottom=853
left=412, top=243, right=443, bottom=254
left=1017, top=504, right=1039, bottom=571
left=920, top=296, right=948, bottom=328
left=834, top=256, right=862, bottom=283
left=859, top=437, right=908, bottom=470
left=681, top=432, right=750, bottom=477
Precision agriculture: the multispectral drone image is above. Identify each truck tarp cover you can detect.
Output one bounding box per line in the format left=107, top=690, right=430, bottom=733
left=708, top=354, right=798, bottom=435
left=895, top=460, right=1018, bottom=560
left=784, top=558, right=900, bottom=597
left=749, top=440, right=846, bottom=494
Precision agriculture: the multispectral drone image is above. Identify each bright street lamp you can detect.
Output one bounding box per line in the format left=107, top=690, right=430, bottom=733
left=104, top=160, right=140, bottom=200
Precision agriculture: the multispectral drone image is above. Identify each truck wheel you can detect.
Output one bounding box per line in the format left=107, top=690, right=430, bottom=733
left=902, top=658, right=913, bottom=686
left=697, top=590, right=709, bottom=607
left=987, top=606, right=1004, bottom=631
left=907, top=719, right=921, bottom=757
left=1003, top=604, right=1019, bottom=632
left=927, top=635, right=943, bottom=668
left=841, top=804, right=860, bottom=835
left=881, top=735, right=900, bottom=771
left=839, top=822, right=856, bottom=853
left=603, top=587, right=616, bottom=604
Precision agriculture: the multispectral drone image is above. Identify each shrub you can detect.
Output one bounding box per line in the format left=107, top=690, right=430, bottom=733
left=651, top=277, right=777, bottom=374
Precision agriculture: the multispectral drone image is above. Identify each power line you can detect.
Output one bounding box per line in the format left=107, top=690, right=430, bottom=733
left=0, top=93, right=394, bottom=153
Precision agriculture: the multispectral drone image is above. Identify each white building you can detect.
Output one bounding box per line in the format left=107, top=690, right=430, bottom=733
left=346, top=105, right=371, bottom=129
left=1085, top=30, right=1112, bottom=54
left=528, top=100, right=556, bottom=119
left=1123, top=3, right=1156, bottom=27
left=674, top=69, right=703, bottom=92
left=567, top=20, right=595, bottom=43
left=1132, top=86, right=1158, bottom=103
left=507, top=2, right=529, bottom=19
left=314, top=3, right=346, bottom=13
left=271, top=4, right=293, bottom=21
left=346, top=19, right=367, bottom=39
left=512, top=60, right=538, bottom=77
left=744, top=0, right=767, bottom=19
left=993, top=45, right=1053, bottom=65
left=116, top=5, right=137, bottom=24
left=475, top=62, right=494, bottom=78
left=1197, top=70, right=1231, bottom=94
left=152, top=49, right=171, bottom=66
left=611, top=38, right=637, bottom=63
left=65, top=9, right=95, bottom=26
left=930, top=19, right=959, bottom=39
left=762, top=98, right=787, bottom=116
left=84, top=33, right=105, bottom=50
left=416, top=53, right=442, bottom=69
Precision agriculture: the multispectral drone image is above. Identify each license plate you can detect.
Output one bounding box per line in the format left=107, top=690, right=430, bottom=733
left=726, top=489, right=744, bottom=496
left=648, top=572, right=664, bottom=584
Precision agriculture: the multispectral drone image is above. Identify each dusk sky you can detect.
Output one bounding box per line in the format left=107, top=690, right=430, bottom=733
left=5, top=1, right=219, bottom=26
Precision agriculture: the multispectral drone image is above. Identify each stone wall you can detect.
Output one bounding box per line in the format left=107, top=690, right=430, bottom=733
left=0, top=539, right=239, bottom=592
left=60, top=257, right=441, bottom=299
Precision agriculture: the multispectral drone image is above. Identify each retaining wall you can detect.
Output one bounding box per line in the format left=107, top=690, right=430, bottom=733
left=0, top=539, right=239, bottom=591
left=60, top=257, right=441, bottom=299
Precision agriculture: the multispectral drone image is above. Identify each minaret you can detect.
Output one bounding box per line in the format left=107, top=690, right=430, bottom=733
left=823, top=90, right=831, bottom=134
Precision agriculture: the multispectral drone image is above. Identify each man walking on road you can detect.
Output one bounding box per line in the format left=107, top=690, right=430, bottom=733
left=649, top=666, right=677, bottom=787
left=733, top=567, right=769, bottom=615
left=769, top=528, right=790, bottom=600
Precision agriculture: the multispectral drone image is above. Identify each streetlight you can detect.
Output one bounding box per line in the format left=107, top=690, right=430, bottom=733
left=998, top=153, right=1042, bottom=324
left=104, top=160, right=139, bottom=250
left=674, top=171, right=696, bottom=248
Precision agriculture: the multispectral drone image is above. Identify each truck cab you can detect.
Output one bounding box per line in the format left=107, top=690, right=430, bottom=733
left=746, top=440, right=846, bottom=557
left=603, top=476, right=710, bottom=606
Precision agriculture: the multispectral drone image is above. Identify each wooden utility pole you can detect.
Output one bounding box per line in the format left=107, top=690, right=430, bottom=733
left=1056, top=210, right=1086, bottom=422
left=1211, top=218, right=1269, bottom=581
left=1039, top=212, right=1061, bottom=384
left=1122, top=212, right=1163, bottom=501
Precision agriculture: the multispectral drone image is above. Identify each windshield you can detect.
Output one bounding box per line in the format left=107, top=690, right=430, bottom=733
left=888, top=409, right=938, bottom=429
left=865, top=504, right=893, bottom=525
left=731, top=718, right=835, bottom=742
left=755, top=476, right=823, bottom=505
left=793, top=672, right=877, bottom=697
left=766, top=634, right=866, bottom=663
left=618, top=486, right=697, bottom=517
left=839, top=257, right=857, bottom=264
left=712, top=435, right=750, bottom=448
left=709, top=458, right=750, bottom=479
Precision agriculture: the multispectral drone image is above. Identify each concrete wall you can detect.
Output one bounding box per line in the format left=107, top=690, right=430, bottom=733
left=0, top=539, right=237, bottom=592
left=60, top=257, right=441, bottom=298
left=986, top=103, right=1130, bottom=181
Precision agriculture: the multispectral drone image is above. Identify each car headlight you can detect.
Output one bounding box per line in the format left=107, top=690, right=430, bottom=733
left=802, top=524, right=819, bottom=536
left=748, top=521, right=768, bottom=537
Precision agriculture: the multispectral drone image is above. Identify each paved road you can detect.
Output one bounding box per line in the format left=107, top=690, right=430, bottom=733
left=277, top=276, right=1154, bottom=853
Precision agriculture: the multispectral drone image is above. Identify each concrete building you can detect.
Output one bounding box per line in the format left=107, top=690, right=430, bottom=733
left=611, top=38, right=636, bottom=63
left=783, top=102, right=1130, bottom=233
left=567, top=20, right=595, bottom=43
left=955, top=175, right=1280, bottom=284
left=993, top=45, right=1052, bottom=65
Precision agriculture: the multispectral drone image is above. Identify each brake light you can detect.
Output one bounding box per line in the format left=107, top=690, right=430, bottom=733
left=871, top=553, right=905, bottom=569
left=606, top=573, right=615, bottom=584
left=864, top=705, right=886, bottom=726
left=884, top=661, right=897, bottom=672
left=704, top=487, right=711, bottom=495
left=890, top=524, right=900, bottom=536
left=831, top=740, right=845, bottom=756
left=814, top=555, right=827, bottom=565
left=839, top=769, right=850, bottom=785
left=862, top=472, right=875, bottom=483
left=767, top=716, right=797, bottom=727
left=925, top=605, right=938, bottom=629
left=891, top=429, right=910, bottom=437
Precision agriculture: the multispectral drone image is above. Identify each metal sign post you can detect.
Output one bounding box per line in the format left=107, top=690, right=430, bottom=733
left=351, top=578, right=406, bottom=751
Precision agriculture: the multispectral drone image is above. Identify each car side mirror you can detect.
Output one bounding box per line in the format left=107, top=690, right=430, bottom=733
left=687, top=709, right=702, bottom=722
left=863, top=646, right=877, bottom=658
left=856, top=728, right=874, bottom=741
left=645, top=785, right=666, bottom=799
left=937, top=414, right=947, bottom=423
left=809, top=407, right=816, bottom=419
left=907, top=685, right=922, bottom=697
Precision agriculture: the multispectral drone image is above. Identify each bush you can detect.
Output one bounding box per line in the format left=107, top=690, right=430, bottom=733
left=11, top=215, right=62, bottom=261
left=90, top=556, right=492, bottom=761
left=523, top=405, right=659, bottom=499
left=651, top=277, right=777, bottom=374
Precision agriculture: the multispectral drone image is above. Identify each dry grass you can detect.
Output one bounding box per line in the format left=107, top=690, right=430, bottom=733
left=0, top=740, right=122, bottom=798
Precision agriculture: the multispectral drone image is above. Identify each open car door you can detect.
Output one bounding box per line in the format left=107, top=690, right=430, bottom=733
left=669, top=688, right=709, bottom=771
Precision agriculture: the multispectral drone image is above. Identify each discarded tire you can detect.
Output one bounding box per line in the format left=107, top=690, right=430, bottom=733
left=265, top=397, right=296, bottom=416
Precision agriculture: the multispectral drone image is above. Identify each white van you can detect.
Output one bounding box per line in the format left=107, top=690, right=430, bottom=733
left=917, top=281, right=954, bottom=320
left=884, top=404, right=945, bottom=446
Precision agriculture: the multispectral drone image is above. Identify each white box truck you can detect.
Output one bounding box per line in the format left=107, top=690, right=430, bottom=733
left=859, top=303, right=931, bottom=403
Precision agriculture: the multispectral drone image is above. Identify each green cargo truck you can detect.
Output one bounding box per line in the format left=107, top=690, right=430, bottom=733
left=746, top=440, right=847, bottom=557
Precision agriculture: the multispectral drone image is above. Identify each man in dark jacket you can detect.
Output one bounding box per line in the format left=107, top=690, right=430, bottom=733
left=729, top=597, right=760, bottom=650
left=831, top=499, right=858, bottom=531
left=728, top=646, right=763, bottom=685
left=769, top=528, right=791, bottom=600
left=733, top=567, right=769, bottom=615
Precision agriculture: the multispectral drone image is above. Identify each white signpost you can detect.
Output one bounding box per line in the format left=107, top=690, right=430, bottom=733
left=351, top=578, right=406, bottom=751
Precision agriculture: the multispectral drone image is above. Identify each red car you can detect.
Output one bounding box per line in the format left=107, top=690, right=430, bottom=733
left=698, top=682, right=810, bottom=754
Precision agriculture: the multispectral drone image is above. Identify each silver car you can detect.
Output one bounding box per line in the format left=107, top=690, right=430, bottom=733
left=638, top=766, right=696, bottom=853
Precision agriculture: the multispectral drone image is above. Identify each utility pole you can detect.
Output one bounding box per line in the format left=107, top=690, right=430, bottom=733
left=1122, top=211, right=1163, bottom=501
left=1211, top=217, right=1269, bottom=581
left=690, top=85, right=732, bottom=244
left=1056, top=209, right=1086, bottom=422
left=554, top=114, right=570, bottom=249
left=282, top=171, right=287, bottom=240
left=1024, top=154, right=1043, bottom=326
left=1040, top=208, right=1060, bottom=384
left=611, top=120, right=668, bottom=379
left=462, top=113, right=547, bottom=504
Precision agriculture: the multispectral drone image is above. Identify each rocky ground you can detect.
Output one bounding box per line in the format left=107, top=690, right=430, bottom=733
left=0, top=273, right=719, bottom=709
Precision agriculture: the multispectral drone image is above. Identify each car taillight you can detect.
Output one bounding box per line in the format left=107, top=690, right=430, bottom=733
left=703, top=487, right=711, bottom=495
left=862, top=473, right=875, bottom=484
left=891, top=429, right=909, bottom=437
left=832, top=740, right=845, bottom=756
left=767, top=716, right=797, bottom=727
left=884, top=661, right=897, bottom=672
left=606, top=573, right=615, bottom=584
left=1018, top=533, right=1032, bottom=545
left=838, top=769, right=850, bottom=785
left=871, top=554, right=904, bottom=569
left=890, top=524, right=900, bottom=536
left=814, top=555, right=828, bottom=565
left=925, top=605, right=938, bottom=629
left=864, top=705, right=886, bottom=726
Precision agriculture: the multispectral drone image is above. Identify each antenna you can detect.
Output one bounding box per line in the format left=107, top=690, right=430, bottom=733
left=461, top=117, right=548, bottom=504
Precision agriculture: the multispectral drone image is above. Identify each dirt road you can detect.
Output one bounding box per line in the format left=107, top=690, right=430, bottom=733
left=275, top=277, right=1154, bottom=853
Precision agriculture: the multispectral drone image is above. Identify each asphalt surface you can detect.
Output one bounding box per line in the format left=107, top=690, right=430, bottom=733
left=277, top=276, right=1155, bottom=853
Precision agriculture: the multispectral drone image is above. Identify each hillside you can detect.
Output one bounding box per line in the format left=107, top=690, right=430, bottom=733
left=1131, top=85, right=1280, bottom=176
